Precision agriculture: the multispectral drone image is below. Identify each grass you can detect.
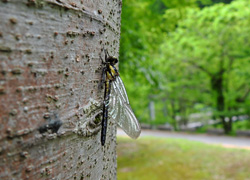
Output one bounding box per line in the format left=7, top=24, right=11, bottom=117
left=117, top=137, right=250, bottom=180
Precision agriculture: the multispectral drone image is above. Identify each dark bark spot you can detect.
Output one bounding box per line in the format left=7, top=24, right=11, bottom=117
left=39, top=113, right=62, bottom=133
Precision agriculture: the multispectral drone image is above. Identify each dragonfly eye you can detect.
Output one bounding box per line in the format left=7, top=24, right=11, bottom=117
left=107, top=56, right=118, bottom=65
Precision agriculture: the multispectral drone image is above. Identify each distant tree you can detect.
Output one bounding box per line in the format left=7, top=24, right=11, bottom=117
left=161, top=0, right=250, bottom=133
left=119, top=0, right=206, bottom=124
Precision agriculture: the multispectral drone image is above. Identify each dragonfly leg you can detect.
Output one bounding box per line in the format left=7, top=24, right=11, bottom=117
left=98, top=67, right=106, bottom=89
left=100, top=53, right=106, bottom=64
left=104, top=49, right=111, bottom=60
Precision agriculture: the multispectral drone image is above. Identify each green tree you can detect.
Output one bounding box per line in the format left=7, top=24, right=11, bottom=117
left=161, top=0, right=250, bottom=133
left=120, top=0, right=168, bottom=123
left=119, top=0, right=207, bottom=124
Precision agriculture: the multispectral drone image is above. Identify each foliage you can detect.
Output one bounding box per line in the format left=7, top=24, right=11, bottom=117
left=117, top=137, right=250, bottom=180
left=160, top=0, right=250, bottom=132
left=120, top=0, right=167, bottom=123
left=119, top=0, right=250, bottom=133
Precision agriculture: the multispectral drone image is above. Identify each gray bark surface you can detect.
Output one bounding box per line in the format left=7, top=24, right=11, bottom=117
left=0, top=0, right=122, bottom=179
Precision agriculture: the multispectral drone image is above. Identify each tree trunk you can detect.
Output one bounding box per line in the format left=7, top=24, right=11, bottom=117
left=211, top=72, right=232, bottom=134
left=0, top=0, right=122, bottom=179
left=223, top=117, right=232, bottom=134
left=170, top=100, right=178, bottom=130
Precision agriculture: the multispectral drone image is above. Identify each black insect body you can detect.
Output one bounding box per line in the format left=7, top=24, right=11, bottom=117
left=100, top=50, right=141, bottom=146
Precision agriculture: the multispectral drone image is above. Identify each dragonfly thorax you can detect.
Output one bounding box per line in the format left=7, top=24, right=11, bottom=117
left=106, top=64, right=119, bottom=81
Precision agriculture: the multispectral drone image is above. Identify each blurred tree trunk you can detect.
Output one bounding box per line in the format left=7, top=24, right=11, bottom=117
left=170, top=100, right=178, bottom=131
left=186, top=59, right=233, bottom=134
left=211, top=71, right=232, bottom=134
left=0, top=0, right=122, bottom=179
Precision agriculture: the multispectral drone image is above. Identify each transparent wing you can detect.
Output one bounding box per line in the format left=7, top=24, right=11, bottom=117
left=109, top=77, right=141, bottom=139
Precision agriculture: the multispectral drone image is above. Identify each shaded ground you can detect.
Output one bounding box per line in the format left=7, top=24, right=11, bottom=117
left=117, top=128, right=250, bottom=150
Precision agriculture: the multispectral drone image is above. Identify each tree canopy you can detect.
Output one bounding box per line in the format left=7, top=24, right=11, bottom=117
left=120, top=0, right=250, bottom=133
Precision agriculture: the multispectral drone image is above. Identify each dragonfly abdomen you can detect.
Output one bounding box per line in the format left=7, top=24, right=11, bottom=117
left=101, top=80, right=111, bottom=146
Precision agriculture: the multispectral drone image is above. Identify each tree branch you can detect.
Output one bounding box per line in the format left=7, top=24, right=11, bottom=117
left=183, top=59, right=213, bottom=76
left=236, top=88, right=250, bottom=103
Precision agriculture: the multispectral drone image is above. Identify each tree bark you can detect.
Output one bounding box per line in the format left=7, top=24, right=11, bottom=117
left=211, top=72, right=233, bottom=134
left=0, top=0, right=122, bottom=179
left=170, top=100, right=178, bottom=130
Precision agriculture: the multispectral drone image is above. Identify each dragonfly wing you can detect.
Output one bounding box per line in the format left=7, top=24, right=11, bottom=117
left=109, top=77, right=141, bottom=139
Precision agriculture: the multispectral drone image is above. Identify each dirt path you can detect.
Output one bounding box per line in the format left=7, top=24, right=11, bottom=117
left=117, top=128, right=250, bottom=150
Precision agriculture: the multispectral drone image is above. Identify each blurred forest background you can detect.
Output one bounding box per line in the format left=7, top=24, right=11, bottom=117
left=119, top=0, right=250, bottom=135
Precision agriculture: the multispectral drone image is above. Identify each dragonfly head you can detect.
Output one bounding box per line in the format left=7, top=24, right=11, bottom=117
left=106, top=56, right=118, bottom=65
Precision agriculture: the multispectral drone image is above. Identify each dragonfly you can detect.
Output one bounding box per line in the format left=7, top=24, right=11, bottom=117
left=100, top=50, right=141, bottom=146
